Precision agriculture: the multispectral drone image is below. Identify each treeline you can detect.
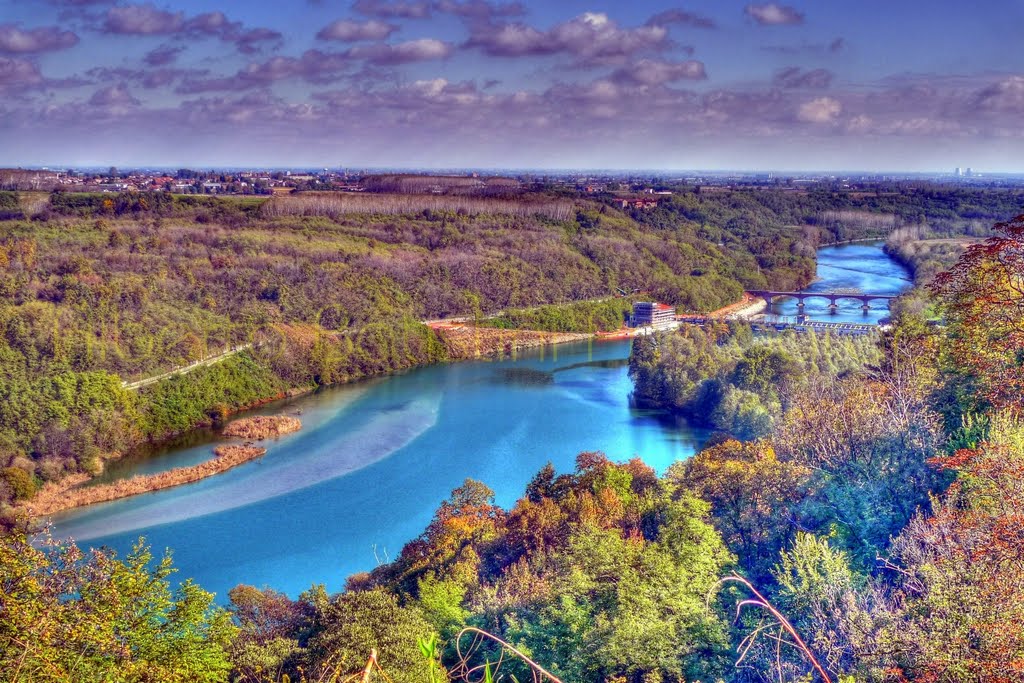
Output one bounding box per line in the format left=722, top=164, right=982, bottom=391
left=0, top=323, right=446, bottom=515
left=629, top=323, right=881, bottom=438
left=884, top=223, right=983, bottom=286
left=42, top=191, right=264, bottom=223
left=362, top=174, right=522, bottom=197
left=478, top=298, right=632, bottom=333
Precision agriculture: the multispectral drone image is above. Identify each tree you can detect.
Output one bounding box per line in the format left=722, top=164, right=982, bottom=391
left=301, top=588, right=441, bottom=683
left=670, top=439, right=811, bottom=581
left=0, top=466, right=35, bottom=501
left=381, top=479, right=505, bottom=592
left=503, top=492, right=734, bottom=683
left=228, top=585, right=310, bottom=683
left=876, top=414, right=1024, bottom=681
left=934, top=213, right=1024, bottom=411
left=0, top=531, right=235, bottom=682
left=770, top=534, right=873, bottom=680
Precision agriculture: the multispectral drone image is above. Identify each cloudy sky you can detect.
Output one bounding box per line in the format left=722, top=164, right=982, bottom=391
left=1, top=0, right=1022, bottom=171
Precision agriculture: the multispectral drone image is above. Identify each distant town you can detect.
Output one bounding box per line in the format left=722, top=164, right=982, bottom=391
left=2, top=166, right=1023, bottom=197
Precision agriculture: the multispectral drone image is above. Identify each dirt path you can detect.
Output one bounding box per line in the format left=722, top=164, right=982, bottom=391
left=122, top=343, right=253, bottom=391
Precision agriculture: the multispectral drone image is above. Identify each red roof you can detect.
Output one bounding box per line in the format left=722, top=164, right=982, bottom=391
left=655, top=303, right=674, bottom=311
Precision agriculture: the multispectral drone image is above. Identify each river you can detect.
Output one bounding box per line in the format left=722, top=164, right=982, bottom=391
left=51, top=341, right=708, bottom=598
left=50, top=241, right=911, bottom=599
left=769, top=241, right=912, bottom=324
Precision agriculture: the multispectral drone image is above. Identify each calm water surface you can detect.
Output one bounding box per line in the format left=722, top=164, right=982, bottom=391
left=51, top=241, right=911, bottom=599
left=53, top=341, right=707, bottom=598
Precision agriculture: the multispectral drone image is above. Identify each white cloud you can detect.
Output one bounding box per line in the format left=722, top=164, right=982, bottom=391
left=797, top=96, right=841, bottom=123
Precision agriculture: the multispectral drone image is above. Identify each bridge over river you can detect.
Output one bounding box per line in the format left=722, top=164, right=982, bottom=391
left=748, top=289, right=898, bottom=314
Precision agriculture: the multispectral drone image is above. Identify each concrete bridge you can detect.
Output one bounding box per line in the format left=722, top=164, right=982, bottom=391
left=748, top=290, right=898, bottom=314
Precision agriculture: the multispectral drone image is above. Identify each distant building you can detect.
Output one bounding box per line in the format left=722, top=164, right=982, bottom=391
left=631, top=302, right=675, bottom=328
left=618, top=198, right=659, bottom=210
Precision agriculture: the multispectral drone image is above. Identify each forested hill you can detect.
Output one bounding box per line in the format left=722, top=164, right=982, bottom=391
left=4, top=213, right=1021, bottom=682
left=0, top=186, right=1019, bottom=516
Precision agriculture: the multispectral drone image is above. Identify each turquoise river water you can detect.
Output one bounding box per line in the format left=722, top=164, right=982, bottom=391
left=50, top=241, right=910, bottom=599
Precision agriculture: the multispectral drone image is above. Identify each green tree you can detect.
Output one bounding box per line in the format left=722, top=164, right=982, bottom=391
left=301, top=588, right=441, bottom=683
left=0, top=531, right=235, bottom=682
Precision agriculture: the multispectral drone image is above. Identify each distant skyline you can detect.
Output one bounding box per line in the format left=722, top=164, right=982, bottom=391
left=1, top=0, right=1022, bottom=171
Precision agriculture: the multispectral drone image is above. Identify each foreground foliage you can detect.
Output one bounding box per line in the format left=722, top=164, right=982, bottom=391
left=0, top=531, right=234, bottom=682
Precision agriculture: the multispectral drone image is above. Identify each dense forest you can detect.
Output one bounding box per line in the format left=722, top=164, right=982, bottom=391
left=0, top=184, right=1019, bottom=515
left=629, top=323, right=882, bottom=438
left=1, top=211, right=1022, bottom=682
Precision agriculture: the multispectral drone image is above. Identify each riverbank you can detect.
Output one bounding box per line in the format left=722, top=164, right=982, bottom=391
left=21, top=415, right=304, bottom=518
left=22, top=302, right=734, bottom=519
left=429, top=322, right=592, bottom=358
left=23, top=443, right=271, bottom=518
left=883, top=237, right=978, bottom=285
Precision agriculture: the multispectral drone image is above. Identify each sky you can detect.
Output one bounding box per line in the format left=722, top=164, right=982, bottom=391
left=1, top=0, right=1022, bottom=171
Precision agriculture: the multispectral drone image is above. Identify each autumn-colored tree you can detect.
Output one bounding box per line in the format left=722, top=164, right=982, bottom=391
left=227, top=585, right=311, bottom=683
left=379, top=479, right=506, bottom=592
left=934, top=213, right=1024, bottom=411
left=878, top=414, right=1024, bottom=681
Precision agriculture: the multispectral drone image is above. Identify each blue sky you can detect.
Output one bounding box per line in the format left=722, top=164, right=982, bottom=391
left=1, top=0, right=1022, bottom=170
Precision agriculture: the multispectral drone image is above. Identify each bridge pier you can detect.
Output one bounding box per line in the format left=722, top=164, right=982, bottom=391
left=862, top=303, right=871, bottom=313
left=828, top=303, right=838, bottom=314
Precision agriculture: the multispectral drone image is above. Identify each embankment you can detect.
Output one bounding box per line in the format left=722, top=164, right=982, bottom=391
left=430, top=323, right=591, bottom=359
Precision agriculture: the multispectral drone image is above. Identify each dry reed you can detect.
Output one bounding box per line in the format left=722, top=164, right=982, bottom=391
left=260, top=193, right=574, bottom=221
left=24, top=445, right=268, bottom=517
left=223, top=415, right=302, bottom=440
left=430, top=324, right=589, bottom=359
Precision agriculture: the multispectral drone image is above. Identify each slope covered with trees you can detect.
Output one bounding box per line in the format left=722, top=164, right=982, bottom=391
left=1, top=206, right=1023, bottom=682
left=216, top=212, right=1024, bottom=683
left=8, top=184, right=1010, bottom=514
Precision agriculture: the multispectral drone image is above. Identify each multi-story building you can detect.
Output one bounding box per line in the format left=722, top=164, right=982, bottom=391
left=631, top=302, right=675, bottom=328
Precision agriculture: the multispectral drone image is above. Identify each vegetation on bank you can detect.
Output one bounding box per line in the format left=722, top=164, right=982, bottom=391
left=1, top=212, right=1023, bottom=682
left=477, top=298, right=633, bottom=333
left=629, top=323, right=882, bottom=439
left=23, top=442, right=269, bottom=517
left=884, top=223, right=985, bottom=285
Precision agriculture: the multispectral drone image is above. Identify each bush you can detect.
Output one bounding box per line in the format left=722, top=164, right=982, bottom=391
left=0, top=466, right=36, bottom=501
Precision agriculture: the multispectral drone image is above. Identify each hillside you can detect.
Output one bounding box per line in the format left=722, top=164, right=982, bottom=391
left=0, top=185, right=1019, bottom=517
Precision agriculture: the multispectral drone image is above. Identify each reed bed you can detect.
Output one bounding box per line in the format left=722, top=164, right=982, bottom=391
left=223, top=415, right=302, bottom=440
left=25, top=445, right=268, bottom=517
